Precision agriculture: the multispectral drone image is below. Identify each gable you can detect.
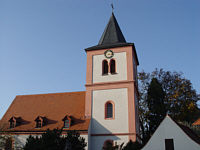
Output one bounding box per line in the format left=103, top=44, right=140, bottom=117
left=142, top=115, right=200, bottom=150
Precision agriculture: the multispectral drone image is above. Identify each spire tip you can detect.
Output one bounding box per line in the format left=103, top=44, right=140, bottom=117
left=111, top=4, right=114, bottom=12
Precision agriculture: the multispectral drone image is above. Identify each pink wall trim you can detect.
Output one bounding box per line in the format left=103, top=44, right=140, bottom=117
left=85, top=81, right=137, bottom=141
left=85, top=45, right=139, bottom=142
left=91, top=132, right=140, bottom=137
left=85, top=46, right=134, bottom=85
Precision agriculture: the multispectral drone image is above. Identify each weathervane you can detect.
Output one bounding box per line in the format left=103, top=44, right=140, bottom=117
left=111, top=4, right=114, bottom=12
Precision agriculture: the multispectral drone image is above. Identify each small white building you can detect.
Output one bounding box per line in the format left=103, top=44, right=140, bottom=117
left=142, top=115, right=200, bottom=150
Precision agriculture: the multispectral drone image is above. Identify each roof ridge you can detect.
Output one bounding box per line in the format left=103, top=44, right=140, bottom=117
left=16, top=91, right=86, bottom=97
left=167, top=115, right=200, bottom=144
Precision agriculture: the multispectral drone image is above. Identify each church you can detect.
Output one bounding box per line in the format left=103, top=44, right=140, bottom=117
left=0, top=12, right=140, bottom=150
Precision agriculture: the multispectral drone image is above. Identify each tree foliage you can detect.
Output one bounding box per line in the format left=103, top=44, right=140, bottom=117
left=138, top=68, right=200, bottom=143
left=23, top=128, right=86, bottom=150
left=0, top=124, right=14, bottom=149
left=147, top=78, right=167, bottom=136
left=65, top=130, right=87, bottom=150
left=123, top=140, right=143, bottom=150
left=102, top=140, right=142, bottom=150
left=102, top=141, right=124, bottom=150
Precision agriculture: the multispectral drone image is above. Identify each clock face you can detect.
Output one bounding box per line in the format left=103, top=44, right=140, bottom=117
left=104, top=50, right=114, bottom=59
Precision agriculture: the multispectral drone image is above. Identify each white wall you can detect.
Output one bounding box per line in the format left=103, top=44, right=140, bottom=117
left=142, top=116, right=200, bottom=150
left=13, top=135, right=30, bottom=148
left=92, top=52, right=127, bottom=83
left=91, top=88, right=129, bottom=134
left=81, top=134, right=88, bottom=150
left=91, top=135, right=129, bottom=150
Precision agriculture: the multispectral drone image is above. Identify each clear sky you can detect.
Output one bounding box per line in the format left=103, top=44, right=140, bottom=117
left=0, top=0, right=200, bottom=119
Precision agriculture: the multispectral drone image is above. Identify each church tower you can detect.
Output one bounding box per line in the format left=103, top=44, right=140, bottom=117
left=85, top=12, right=140, bottom=149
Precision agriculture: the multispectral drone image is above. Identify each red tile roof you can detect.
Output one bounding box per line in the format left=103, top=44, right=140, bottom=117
left=0, top=91, right=90, bottom=133
left=168, top=115, right=200, bottom=144
left=192, top=118, right=200, bottom=126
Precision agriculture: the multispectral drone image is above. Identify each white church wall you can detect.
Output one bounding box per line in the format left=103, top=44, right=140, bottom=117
left=92, top=88, right=129, bottom=134
left=81, top=134, right=88, bottom=150
left=142, top=116, right=200, bottom=150
left=12, top=135, right=40, bottom=149
left=92, top=52, right=127, bottom=83
left=13, top=135, right=31, bottom=148
left=91, top=135, right=129, bottom=150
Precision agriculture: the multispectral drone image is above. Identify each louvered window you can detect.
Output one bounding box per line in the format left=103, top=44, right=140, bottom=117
left=110, top=59, right=116, bottom=74
left=102, top=60, right=109, bottom=75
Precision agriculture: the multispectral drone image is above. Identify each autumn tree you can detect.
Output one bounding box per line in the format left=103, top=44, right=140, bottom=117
left=138, top=68, right=200, bottom=143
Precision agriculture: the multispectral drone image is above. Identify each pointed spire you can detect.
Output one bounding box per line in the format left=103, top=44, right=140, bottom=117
left=98, top=12, right=126, bottom=45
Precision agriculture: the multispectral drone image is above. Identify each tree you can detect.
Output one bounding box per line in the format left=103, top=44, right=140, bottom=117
left=23, top=128, right=87, bottom=150
left=0, top=124, right=14, bottom=150
left=123, top=140, right=143, bottom=150
left=5, top=137, right=13, bottom=150
left=65, top=130, right=87, bottom=150
left=23, top=135, right=41, bottom=150
left=102, top=140, right=142, bottom=150
left=102, top=141, right=124, bottom=150
left=138, top=68, right=200, bottom=143
left=147, top=78, right=167, bottom=136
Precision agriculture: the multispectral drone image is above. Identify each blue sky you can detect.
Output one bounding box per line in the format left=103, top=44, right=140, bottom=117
left=0, top=0, right=200, bottom=119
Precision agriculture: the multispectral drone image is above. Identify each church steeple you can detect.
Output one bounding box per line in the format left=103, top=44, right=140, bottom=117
left=98, top=12, right=126, bottom=45
left=85, top=11, right=141, bottom=148
left=85, top=12, right=134, bottom=51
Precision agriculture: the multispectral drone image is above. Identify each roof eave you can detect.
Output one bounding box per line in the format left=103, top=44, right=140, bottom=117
left=85, top=43, right=133, bottom=51
left=85, top=43, right=139, bottom=66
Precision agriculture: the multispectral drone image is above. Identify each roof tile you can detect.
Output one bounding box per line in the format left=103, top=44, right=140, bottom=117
left=0, top=91, right=90, bottom=132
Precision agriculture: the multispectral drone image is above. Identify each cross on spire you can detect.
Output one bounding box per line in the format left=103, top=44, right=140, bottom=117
left=111, top=4, right=114, bottom=12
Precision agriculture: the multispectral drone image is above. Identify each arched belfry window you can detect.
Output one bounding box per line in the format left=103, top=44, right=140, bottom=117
left=102, top=59, right=109, bottom=75
left=105, top=101, right=114, bottom=119
left=110, top=59, right=116, bottom=74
